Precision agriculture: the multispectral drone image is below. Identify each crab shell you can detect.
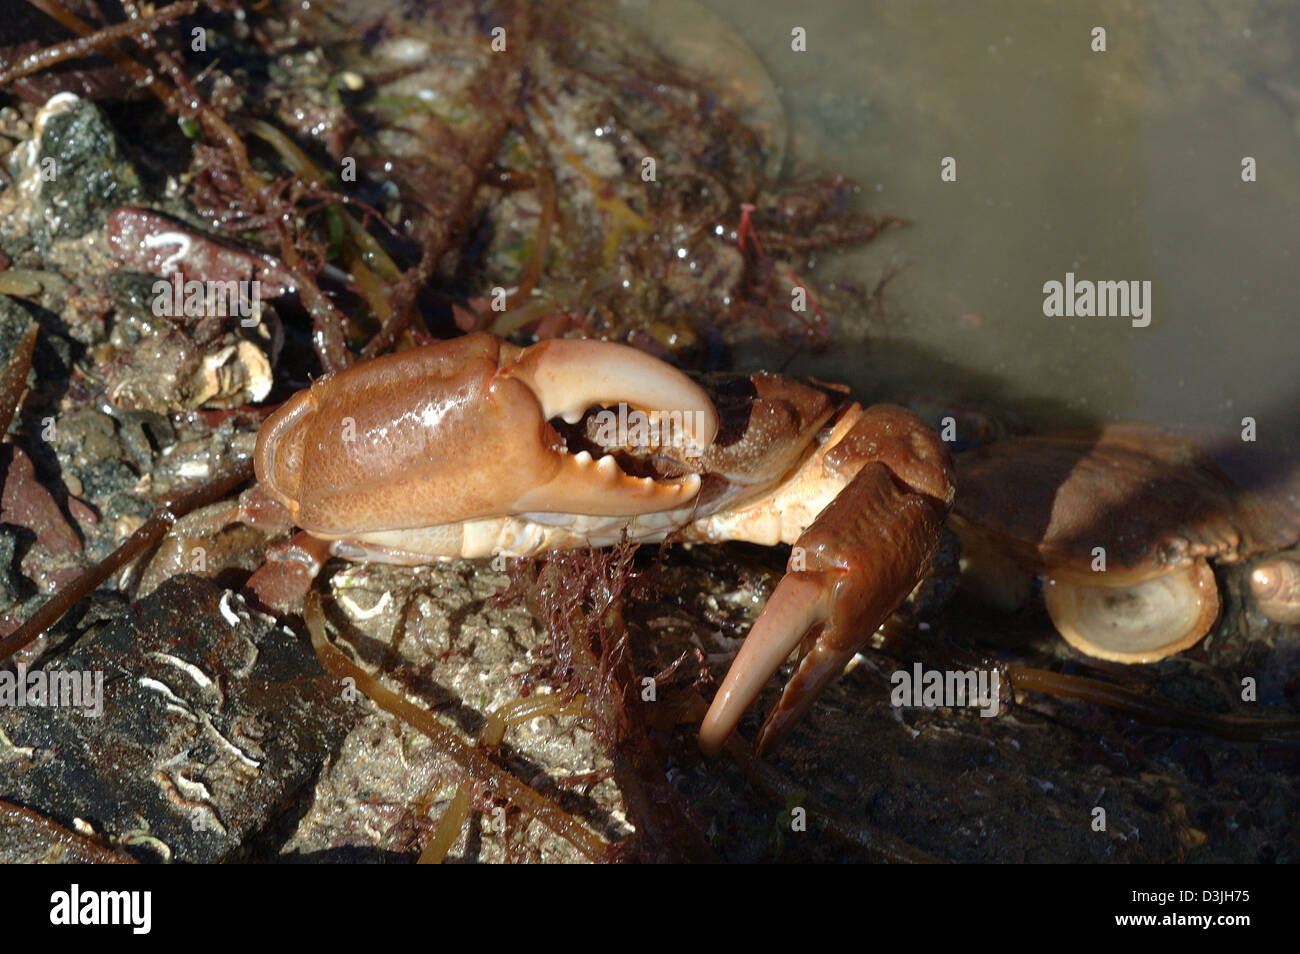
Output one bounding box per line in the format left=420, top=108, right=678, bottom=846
left=253, top=333, right=955, bottom=755
left=253, top=333, right=909, bottom=563
left=255, top=333, right=721, bottom=550
left=952, top=424, right=1299, bottom=663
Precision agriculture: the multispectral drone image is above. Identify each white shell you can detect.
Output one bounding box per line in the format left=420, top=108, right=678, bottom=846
left=1044, top=558, right=1220, bottom=663
left=1249, top=557, right=1300, bottom=624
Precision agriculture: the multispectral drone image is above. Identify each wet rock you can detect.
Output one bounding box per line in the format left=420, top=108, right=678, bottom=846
left=283, top=561, right=632, bottom=862
left=99, top=324, right=275, bottom=414
left=0, top=298, right=35, bottom=375
left=148, top=426, right=256, bottom=495
left=54, top=409, right=124, bottom=470
left=0, top=294, right=72, bottom=419
left=99, top=258, right=280, bottom=415
left=41, top=408, right=138, bottom=559
left=0, top=575, right=358, bottom=863
left=0, top=800, right=133, bottom=864
left=0, top=526, right=27, bottom=607
left=0, top=443, right=81, bottom=589
left=0, top=94, right=143, bottom=260
left=107, top=208, right=297, bottom=297
left=104, top=272, right=168, bottom=347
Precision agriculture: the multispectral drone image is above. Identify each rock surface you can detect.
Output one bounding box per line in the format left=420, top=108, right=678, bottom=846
left=0, top=576, right=357, bottom=863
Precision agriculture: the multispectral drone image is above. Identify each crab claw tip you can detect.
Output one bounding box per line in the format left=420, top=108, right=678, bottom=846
left=507, top=338, right=718, bottom=451
left=698, top=574, right=831, bottom=756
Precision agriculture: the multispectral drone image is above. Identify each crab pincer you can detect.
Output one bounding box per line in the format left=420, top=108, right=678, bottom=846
left=697, top=405, right=955, bottom=755
left=254, top=332, right=716, bottom=563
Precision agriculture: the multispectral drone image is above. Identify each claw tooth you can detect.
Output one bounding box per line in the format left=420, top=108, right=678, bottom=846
left=678, top=474, right=700, bottom=494
left=573, top=450, right=593, bottom=465
left=511, top=454, right=702, bottom=517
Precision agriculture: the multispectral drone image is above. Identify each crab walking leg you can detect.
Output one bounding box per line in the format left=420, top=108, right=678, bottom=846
left=699, top=405, right=954, bottom=755
left=244, top=531, right=335, bottom=614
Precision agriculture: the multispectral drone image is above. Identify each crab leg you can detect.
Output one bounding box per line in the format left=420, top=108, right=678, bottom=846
left=699, top=405, right=954, bottom=755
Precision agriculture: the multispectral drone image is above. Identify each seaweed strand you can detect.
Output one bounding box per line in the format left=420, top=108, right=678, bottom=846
left=0, top=2, right=196, bottom=87
left=0, top=460, right=254, bottom=664
left=1005, top=664, right=1300, bottom=743
left=304, top=593, right=610, bottom=862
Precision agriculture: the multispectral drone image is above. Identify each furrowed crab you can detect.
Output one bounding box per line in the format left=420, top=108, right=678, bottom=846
left=244, top=331, right=955, bottom=756
left=952, top=425, right=1300, bottom=663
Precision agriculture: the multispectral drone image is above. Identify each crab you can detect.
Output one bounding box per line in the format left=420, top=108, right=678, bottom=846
left=243, top=332, right=955, bottom=756
left=950, top=423, right=1300, bottom=663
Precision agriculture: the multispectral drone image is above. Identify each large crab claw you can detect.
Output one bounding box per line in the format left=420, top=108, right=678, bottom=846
left=698, top=405, right=955, bottom=756
left=254, top=333, right=718, bottom=535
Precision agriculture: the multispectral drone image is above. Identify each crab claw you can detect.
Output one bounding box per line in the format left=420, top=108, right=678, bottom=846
left=502, top=337, right=718, bottom=448
left=500, top=336, right=718, bottom=514
left=255, top=333, right=717, bottom=537
left=699, top=405, right=953, bottom=756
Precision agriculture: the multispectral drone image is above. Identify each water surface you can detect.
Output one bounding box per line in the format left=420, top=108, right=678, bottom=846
left=696, top=0, right=1299, bottom=491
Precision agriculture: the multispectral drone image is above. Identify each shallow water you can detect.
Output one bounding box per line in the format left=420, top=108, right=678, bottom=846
left=693, top=0, right=1299, bottom=492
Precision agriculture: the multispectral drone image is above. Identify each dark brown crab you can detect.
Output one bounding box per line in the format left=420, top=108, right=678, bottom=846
left=951, top=424, right=1300, bottom=663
